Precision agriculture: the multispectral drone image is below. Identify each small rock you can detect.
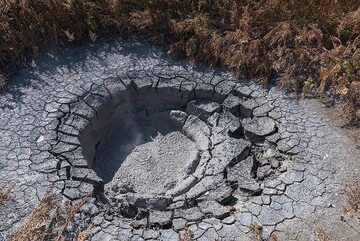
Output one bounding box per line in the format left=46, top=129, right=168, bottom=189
left=263, top=148, right=277, bottom=159
left=222, top=216, right=236, bottom=224
left=263, top=188, right=277, bottom=195
left=270, top=159, right=280, bottom=169
left=243, top=117, right=277, bottom=139
left=169, top=110, right=188, bottom=127
left=257, top=164, right=273, bottom=180
left=203, top=218, right=223, bottom=231
left=149, top=211, right=172, bottom=226
left=239, top=99, right=257, bottom=118
left=212, top=138, right=251, bottom=164
left=131, top=217, right=147, bottom=228
left=186, top=100, right=221, bottom=121
left=183, top=115, right=211, bottom=151
left=222, top=94, right=241, bottom=116
left=227, top=156, right=262, bottom=195
left=36, top=135, right=45, bottom=143
left=143, top=230, right=160, bottom=240
left=198, top=201, right=231, bottom=219
left=174, top=207, right=204, bottom=221
left=253, top=104, right=273, bottom=117
left=172, top=218, right=187, bottom=231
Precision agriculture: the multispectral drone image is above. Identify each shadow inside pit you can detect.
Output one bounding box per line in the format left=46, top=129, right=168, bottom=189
left=92, top=110, right=181, bottom=183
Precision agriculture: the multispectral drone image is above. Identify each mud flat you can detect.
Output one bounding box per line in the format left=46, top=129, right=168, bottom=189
left=0, top=40, right=359, bottom=240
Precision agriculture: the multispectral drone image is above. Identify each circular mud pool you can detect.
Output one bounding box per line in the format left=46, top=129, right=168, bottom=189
left=2, top=43, right=359, bottom=241
left=51, top=71, right=291, bottom=225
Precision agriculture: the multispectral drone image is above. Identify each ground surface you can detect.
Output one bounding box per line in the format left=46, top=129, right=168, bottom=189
left=0, top=40, right=359, bottom=241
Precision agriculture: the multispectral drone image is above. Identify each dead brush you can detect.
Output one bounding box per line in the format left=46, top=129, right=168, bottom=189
left=339, top=80, right=360, bottom=126
left=0, top=74, right=7, bottom=85
left=0, top=182, right=14, bottom=209
left=181, top=225, right=194, bottom=241
left=0, top=191, right=8, bottom=204
left=0, top=190, right=9, bottom=207
left=0, top=0, right=359, bottom=129
left=76, top=223, right=93, bottom=241
left=315, top=227, right=331, bottom=241
left=54, top=198, right=89, bottom=241
left=9, top=193, right=61, bottom=241
left=343, top=175, right=360, bottom=218
left=9, top=191, right=90, bottom=241
left=250, top=221, right=263, bottom=241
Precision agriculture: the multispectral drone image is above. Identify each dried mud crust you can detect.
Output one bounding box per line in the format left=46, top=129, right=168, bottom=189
left=50, top=67, right=293, bottom=225
left=0, top=42, right=359, bottom=241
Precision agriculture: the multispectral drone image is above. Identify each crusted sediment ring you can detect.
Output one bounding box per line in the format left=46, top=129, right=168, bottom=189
left=50, top=65, right=293, bottom=230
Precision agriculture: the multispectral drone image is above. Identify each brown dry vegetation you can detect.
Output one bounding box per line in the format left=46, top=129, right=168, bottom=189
left=0, top=190, right=9, bottom=206
left=316, top=227, right=331, bottom=241
left=343, top=175, right=360, bottom=218
left=0, top=183, right=13, bottom=208
left=250, top=220, right=263, bottom=241
left=0, top=0, right=359, bottom=125
left=9, top=192, right=90, bottom=241
left=180, top=226, right=194, bottom=241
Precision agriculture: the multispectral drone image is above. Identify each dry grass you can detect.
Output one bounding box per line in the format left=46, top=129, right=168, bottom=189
left=181, top=226, right=193, bottom=241
left=0, top=190, right=9, bottom=206
left=0, top=0, right=359, bottom=127
left=354, top=129, right=360, bottom=144
left=250, top=220, right=263, bottom=241
left=270, top=234, right=279, bottom=241
left=9, top=191, right=90, bottom=241
left=315, top=227, right=331, bottom=241
left=0, top=183, right=13, bottom=209
left=76, top=224, right=93, bottom=241
left=343, top=175, right=360, bottom=218
left=9, top=193, right=61, bottom=241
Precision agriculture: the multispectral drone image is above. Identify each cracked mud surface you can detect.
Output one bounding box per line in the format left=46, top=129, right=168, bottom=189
left=0, top=41, right=359, bottom=240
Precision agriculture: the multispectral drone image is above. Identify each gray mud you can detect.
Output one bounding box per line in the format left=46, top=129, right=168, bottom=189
left=0, top=40, right=359, bottom=241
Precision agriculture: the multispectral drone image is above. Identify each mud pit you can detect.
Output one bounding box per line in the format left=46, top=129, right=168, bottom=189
left=53, top=71, right=292, bottom=227
left=1, top=42, right=359, bottom=241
